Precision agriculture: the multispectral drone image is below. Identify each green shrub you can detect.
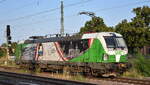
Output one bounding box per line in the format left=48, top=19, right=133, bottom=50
left=133, top=53, right=150, bottom=77
left=124, top=53, right=150, bottom=77
left=0, top=48, right=7, bottom=58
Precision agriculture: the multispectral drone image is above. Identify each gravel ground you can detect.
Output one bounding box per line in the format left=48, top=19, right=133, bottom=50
left=87, top=79, right=136, bottom=85
left=0, top=67, right=147, bottom=85
left=36, top=73, right=136, bottom=85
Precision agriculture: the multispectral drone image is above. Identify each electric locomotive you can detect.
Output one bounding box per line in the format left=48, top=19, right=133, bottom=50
left=15, top=32, right=129, bottom=76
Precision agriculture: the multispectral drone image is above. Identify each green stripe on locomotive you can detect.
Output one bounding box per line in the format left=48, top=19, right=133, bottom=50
left=69, top=39, right=127, bottom=63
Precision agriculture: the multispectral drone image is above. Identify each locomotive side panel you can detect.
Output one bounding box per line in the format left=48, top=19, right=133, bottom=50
left=69, top=39, right=104, bottom=62
left=18, top=39, right=90, bottom=62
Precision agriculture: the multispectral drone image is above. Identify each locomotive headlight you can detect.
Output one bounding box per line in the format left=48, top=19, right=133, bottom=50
left=103, top=54, right=109, bottom=61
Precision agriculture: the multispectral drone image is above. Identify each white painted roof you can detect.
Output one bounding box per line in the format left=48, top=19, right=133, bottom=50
left=82, top=32, right=122, bottom=39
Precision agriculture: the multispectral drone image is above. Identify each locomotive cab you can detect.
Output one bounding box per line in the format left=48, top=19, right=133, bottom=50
left=81, top=32, right=128, bottom=63
left=102, top=33, right=128, bottom=62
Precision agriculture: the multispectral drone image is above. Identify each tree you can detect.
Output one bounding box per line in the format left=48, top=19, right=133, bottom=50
left=0, top=47, right=7, bottom=58
left=132, top=6, right=150, bottom=27
left=115, top=20, right=147, bottom=53
left=1, top=43, right=7, bottom=47
left=115, top=6, right=150, bottom=53
left=80, top=17, right=114, bottom=33
left=0, top=42, right=17, bottom=56
left=131, top=6, right=150, bottom=46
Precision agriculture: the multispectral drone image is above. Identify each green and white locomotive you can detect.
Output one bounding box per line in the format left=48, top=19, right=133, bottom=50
left=15, top=32, right=129, bottom=76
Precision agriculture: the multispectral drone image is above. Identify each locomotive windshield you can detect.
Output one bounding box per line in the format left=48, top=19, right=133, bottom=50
left=115, top=37, right=126, bottom=48
left=104, top=36, right=116, bottom=48
left=104, top=36, right=126, bottom=48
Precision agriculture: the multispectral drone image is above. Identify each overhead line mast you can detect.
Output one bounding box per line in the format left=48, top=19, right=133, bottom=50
left=60, top=1, right=64, bottom=35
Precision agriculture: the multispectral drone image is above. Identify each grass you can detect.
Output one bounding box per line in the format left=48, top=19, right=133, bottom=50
left=65, top=73, right=86, bottom=81
left=0, top=60, right=86, bottom=82
left=123, top=53, right=150, bottom=78
left=123, top=68, right=144, bottom=78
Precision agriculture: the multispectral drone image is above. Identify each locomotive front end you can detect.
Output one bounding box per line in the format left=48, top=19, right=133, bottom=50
left=102, top=33, right=128, bottom=63
left=100, top=32, right=130, bottom=76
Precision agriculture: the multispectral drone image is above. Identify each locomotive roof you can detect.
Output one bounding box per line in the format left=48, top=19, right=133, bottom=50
left=82, top=32, right=122, bottom=39
left=22, top=32, right=122, bottom=44
left=24, top=35, right=82, bottom=44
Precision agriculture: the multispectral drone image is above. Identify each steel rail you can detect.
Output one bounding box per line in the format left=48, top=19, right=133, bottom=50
left=0, top=71, right=95, bottom=85
left=102, top=77, right=150, bottom=85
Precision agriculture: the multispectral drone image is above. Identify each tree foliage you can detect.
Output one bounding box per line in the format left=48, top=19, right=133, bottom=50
left=0, top=42, right=17, bottom=57
left=132, top=6, right=150, bottom=27
left=80, top=17, right=114, bottom=33
left=115, top=20, right=148, bottom=53
left=0, top=47, right=7, bottom=57
left=115, top=6, right=150, bottom=53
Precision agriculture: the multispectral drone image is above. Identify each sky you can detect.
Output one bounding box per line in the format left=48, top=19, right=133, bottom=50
left=0, top=0, right=150, bottom=45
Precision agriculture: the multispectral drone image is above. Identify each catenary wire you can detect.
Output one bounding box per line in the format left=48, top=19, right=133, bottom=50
left=0, top=0, right=93, bottom=23
left=13, top=0, right=150, bottom=27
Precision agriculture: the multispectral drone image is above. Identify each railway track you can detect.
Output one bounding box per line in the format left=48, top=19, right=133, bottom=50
left=100, top=77, right=150, bottom=85
left=0, top=66, right=150, bottom=85
left=0, top=66, right=20, bottom=70
left=0, top=71, right=95, bottom=85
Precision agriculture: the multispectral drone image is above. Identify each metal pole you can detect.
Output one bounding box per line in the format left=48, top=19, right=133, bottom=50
left=5, top=25, right=11, bottom=65
left=60, top=1, right=64, bottom=36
